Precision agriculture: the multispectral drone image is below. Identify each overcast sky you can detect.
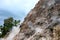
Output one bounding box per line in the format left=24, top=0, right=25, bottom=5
left=0, top=0, right=39, bottom=25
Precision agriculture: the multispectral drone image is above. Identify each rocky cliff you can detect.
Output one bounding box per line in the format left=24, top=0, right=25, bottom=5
left=13, top=0, right=60, bottom=40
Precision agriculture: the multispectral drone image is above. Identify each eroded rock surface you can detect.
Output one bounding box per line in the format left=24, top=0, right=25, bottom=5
left=14, top=0, right=60, bottom=40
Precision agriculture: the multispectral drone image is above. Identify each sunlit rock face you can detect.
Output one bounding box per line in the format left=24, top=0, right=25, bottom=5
left=14, top=0, right=60, bottom=40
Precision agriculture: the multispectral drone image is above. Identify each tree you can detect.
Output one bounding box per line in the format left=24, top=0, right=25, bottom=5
left=0, top=17, right=14, bottom=37
left=0, top=17, right=20, bottom=37
left=13, top=20, right=20, bottom=26
left=3, top=17, right=13, bottom=31
left=0, top=25, right=2, bottom=36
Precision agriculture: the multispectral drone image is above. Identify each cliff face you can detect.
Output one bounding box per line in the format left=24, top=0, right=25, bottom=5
left=14, top=0, right=60, bottom=40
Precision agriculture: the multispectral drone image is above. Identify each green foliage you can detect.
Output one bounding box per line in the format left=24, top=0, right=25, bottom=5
left=0, top=25, right=3, bottom=29
left=13, top=20, right=20, bottom=26
left=4, top=17, right=13, bottom=27
left=0, top=25, right=3, bottom=37
left=0, top=17, right=20, bottom=38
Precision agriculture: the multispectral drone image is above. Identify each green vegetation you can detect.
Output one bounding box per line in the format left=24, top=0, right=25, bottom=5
left=13, top=20, right=20, bottom=26
left=0, top=17, right=20, bottom=38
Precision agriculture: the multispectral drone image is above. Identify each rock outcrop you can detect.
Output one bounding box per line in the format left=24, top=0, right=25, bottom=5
left=13, top=0, right=60, bottom=40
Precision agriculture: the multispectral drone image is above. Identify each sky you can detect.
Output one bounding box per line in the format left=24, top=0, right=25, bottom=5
left=0, top=0, right=39, bottom=25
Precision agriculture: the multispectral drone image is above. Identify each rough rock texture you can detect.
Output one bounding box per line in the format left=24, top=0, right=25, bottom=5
left=14, top=0, right=60, bottom=40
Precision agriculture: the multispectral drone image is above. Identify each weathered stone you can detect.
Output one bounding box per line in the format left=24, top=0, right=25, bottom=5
left=13, top=0, right=60, bottom=40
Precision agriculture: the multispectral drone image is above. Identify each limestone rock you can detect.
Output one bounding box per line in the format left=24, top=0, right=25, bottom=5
left=13, top=0, right=60, bottom=40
